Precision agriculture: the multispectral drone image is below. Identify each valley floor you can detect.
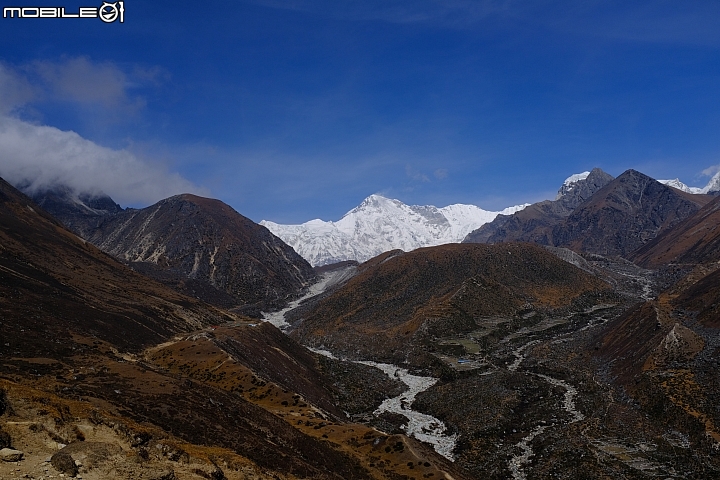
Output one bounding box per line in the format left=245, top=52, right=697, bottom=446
left=265, top=256, right=720, bottom=479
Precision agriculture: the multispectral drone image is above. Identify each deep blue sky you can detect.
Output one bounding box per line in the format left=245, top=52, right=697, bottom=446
left=1, top=1, right=719, bottom=223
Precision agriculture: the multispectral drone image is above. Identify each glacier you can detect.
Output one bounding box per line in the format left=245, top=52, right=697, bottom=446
left=261, top=194, right=528, bottom=266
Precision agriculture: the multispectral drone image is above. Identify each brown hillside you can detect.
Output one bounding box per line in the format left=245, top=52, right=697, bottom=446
left=0, top=177, right=464, bottom=480
left=630, top=195, right=720, bottom=268
left=0, top=177, right=234, bottom=353
left=291, top=243, right=611, bottom=364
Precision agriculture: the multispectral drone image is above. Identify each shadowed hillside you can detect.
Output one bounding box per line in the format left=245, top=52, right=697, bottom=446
left=31, top=188, right=317, bottom=316
left=552, top=170, right=712, bottom=257
left=464, top=168, right=614, bottom=244
left=631, top=195, right=720, bottom=268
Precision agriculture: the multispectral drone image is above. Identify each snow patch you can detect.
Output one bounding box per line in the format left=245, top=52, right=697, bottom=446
left=563, top=171, right=590, bottom=187
left=658, top=179, right=704, bottom=194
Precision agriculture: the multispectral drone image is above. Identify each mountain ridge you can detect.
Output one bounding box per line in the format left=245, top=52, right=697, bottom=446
left=262, top=194, right=528, bottom=266
left=463, top=167, right=616, bottom=245
left=27, top=187, right=317, bottom=316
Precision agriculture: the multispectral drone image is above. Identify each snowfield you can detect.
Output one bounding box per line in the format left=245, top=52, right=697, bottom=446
left=262, top=194, right=528, bottom=266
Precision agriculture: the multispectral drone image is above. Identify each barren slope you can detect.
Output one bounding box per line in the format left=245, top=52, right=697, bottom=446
left=630, top=195, right=720, bottom=268
left=79, top=194, right=317, bottom=316
left=552, top=169, right=713, bottom=257
left=291, top=243, right=612, bottom=366
left=0, top=176, right=466, bottom=480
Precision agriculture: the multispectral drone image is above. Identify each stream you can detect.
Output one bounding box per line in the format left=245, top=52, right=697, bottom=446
left=262, top=266, right=356, bottom=329
left=309, top=348, right=458, bottom=460
left=263, top=271, right=584, bottom=468
left=506, top=340, right=586, bottom=479
left=358, top=360, right=458, bottom=460
left=262, top=270, right=458, bottom=460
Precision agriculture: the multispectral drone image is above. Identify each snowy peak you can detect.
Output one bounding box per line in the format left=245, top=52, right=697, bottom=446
left=564, top=171, right=591, bottom=186
left=701, top=171, right=720, bottom=194
left=261, top=195, right=528, bottom=266
left=658, top=179, right=704, bottom=194
left=556, top=171, right=590, bottom=200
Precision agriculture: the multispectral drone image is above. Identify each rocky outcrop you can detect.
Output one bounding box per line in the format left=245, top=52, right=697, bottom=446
left=0, top=448, right=23, bottom=462
left=50, top=451, right=78, bottom=476
left=464, top=168, right=614, bottom=245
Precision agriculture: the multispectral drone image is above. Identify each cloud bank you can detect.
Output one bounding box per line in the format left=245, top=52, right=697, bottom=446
left=0, top=116, right=203, bottom=206
left=0, top=57, right=199, bottom=207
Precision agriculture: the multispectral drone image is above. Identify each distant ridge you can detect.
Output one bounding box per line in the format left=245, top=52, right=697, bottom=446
left=29, top=187, right=317, bottom=316
left=551, top=169, right=712, bottom=257
left=463, top=167, right=615, bottom=245
left=464, top=168, right=713, bottom=259
left=262, top=194, right=528, bottom=266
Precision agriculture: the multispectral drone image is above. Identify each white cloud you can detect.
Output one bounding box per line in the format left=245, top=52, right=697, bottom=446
left=0, top=63, right=36, bottom=114
left=405, top=164, right=430, bottom=182
left=0, top=116, right=204, bottom=206
left=0, top=56, right=167, bottom=117
left=701, top=164, right=720, bottom=177
left=32, top=57, right=130, bottom=108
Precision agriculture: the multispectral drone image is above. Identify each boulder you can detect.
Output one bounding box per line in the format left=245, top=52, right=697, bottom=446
left=51, top=451, right=78, bottom=476
left=0, top=448, right=24, bottom=462
left=149, top=469, right=176, bottom=480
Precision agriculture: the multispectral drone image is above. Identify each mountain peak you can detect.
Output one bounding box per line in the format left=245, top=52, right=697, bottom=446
left=702, top=171, right=720, bottom=194
left=563, top=171, right=591, bottom=187
left=551, top=168, right=713, bottom=257
left=658, top=178, right=704, bottom=194
left=555, top=168, right=614, bottom=202
left=262, top=196, right=528, bottom=266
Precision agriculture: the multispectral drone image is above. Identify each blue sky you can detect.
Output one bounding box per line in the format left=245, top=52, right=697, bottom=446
left=1, top=1, right=719, bottom=223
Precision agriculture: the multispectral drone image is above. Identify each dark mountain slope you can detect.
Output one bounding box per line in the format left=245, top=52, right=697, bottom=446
left=630, top=195, right=720, bottom=268
left=552, top=170, right=713, bottom=257
left=291, top=243, right=612, bottom=366
left=0, top=177, right=233, bottom=353
left=67, top=193, right=316, bottom=315
left=464, top=168, right=614, bottom=244
left=27, top=184, right=122, bottom=238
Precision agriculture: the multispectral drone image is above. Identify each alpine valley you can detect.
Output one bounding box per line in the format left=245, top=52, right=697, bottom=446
left=3, top=166, right=720, bottom=480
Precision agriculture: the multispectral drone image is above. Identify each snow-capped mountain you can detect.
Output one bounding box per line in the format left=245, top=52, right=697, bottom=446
left=555, top=171, right=590, bottom=200
left=658, top=173, right=720, bottom=195
left=658, top=179, right=704, bottom=194
left=261, top=194, right=528, bottom=266
left=701, top=171, right=720, bottom=194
